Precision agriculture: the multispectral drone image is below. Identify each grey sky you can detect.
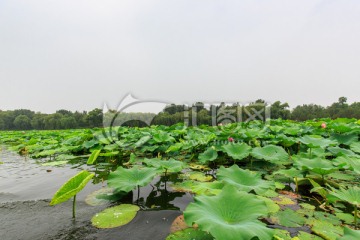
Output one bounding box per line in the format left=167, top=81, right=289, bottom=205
left=0, top=0, right=359, bottom=113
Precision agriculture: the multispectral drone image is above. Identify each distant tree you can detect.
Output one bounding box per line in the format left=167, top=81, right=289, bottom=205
left=56, top=109, right=73, bottom=116
left=87, top=108, right=103, bottom=127
left=291, top=104, right=327, bottom=121
left=0, top=118, right=5, bottom=130
left=13, top=115, right=32, bottom=130
left=31, top=113, right=46, bottom=130
left=60, top=116, right=77, bottom=129
left=44, top=113, right=63, bottom=129
left=271, top=101, right=290, bottom=119
left=13, top=109, right=35, bottom=119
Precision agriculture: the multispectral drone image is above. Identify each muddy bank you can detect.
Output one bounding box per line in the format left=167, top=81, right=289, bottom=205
left=0, top=199, right=181, bottom=240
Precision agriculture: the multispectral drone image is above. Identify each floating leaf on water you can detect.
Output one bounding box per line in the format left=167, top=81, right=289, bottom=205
left=171, top=180, right=194, bottom=193
left=273, top=229, right=291, bottom=240
left=310, top=220, right=343, bottom=240
left=91, top=204, right=140, bottom=228
left=189, top=172, right=213, bottom=182
left=295, top=231, right=323, bottom=240
left=189, top=163, right=210, bottom=171
left=166, top=228, right=214, bottom=240
left=273, top=196, right=296, bottom=206
left=311, top=211, right=342, bottom=226
left=270, top=208, right=306, bottom=228
left=85, top=188, right=120, bottom=206
left=41, top=160, right=68, bottom=166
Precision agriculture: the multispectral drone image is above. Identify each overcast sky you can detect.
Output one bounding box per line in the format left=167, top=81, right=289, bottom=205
left=0, top=0, right=359, bottom=113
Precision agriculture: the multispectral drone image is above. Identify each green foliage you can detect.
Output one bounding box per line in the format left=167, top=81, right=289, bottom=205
left=107, top=166, right=158, bottom=192
left=91, top=204, right=139, bottom=228
left=221, top=143, right=251, bottom=161
left=198, top=147, right=218, bottom=163
left=50, top=170, right=94, bottom=205
left=184, top=185, right=273, bottom=240
left=338, top=227, right=360, bottom=240
left=87, top=149, right=101, bottom=165
left=143, top=158, right=185, bottom=173
left=251, top=145, right=289, bottom=163
left=217, top=165, right=274, bottom=195
left=166, top=228, right=214, bottom=240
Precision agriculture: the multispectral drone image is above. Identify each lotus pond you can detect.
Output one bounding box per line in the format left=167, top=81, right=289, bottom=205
left=0, top=118, right=360, bottom=240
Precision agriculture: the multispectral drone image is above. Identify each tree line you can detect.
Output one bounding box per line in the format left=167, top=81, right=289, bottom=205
left=0, top=97, right=359, bottom=130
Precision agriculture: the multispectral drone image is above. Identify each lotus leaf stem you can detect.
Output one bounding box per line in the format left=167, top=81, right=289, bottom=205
left=355, top=205, right=358, bottom=229
left=72, top=195, right=76, bottom=219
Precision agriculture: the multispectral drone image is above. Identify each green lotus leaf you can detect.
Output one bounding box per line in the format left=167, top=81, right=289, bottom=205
left=328, top=147, right=356, bottom=157
left=335, top=213, right=355, bottom=225
left=171, top=180, right=194, bottom=193
left=83, top=139, right=98, bottom=149
left=330, top=123, right=354, bottom=133
left=299, top=135, right=337, bottom=148
left=257, top=196, right=280, bottom=214
left=198, top=147, right=218, bottom=163
left=85, top=187, right=127, bottom=206
left=166, top=228, right=214, bottom=240
left=273, top=168, right=303, bottom=178
left=295, top=231, right=323, bottom=240
left=328, top=186, right=360, bottom=206
left=330, top=133, right=358, bottom=146
left=310, top=220, right=343, bottom=240
left=350, top=142, right=360, bottom=154
left=135, top=135, right=151, bottom=148
left=190, top=181, right=224, bottom=196
left=87, top=149, right=101, bottom=165
left=221, top=143, right=251, bottom=160
left=91, top=204, right=139, bottom=228
left=107, top=166, right=158, bottom=192
left=333, top=156, right=360, bottom=174
left=217, top=165, right=274, bottom=195
left=270, top=208, right=306, bottom=228
left=184, top=185, right=273, bottom=240
left=143, top=158, right=185, bottom=173
left=251, top=145, right=289, bottom=164
left=153, top=131, right=175, bottom=143
left=338, top=227, right=360, bottom=240
left=295, top=157, right=337, bottom=176
left=189, top=172, right=213, bottom=182
left=41, top=160, right=68, bottom=166
left=50, top=170, right=94, bottom=205
left=312, top=211, right=342, bottom=226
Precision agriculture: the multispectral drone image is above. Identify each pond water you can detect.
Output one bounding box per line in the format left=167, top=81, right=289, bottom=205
left=0, top=146, right=195, bottom=240
left=0, top=146, right=193, bottom=210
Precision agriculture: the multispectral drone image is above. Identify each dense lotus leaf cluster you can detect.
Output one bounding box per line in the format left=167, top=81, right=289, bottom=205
left=1, top=118, right=360, bottom=239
